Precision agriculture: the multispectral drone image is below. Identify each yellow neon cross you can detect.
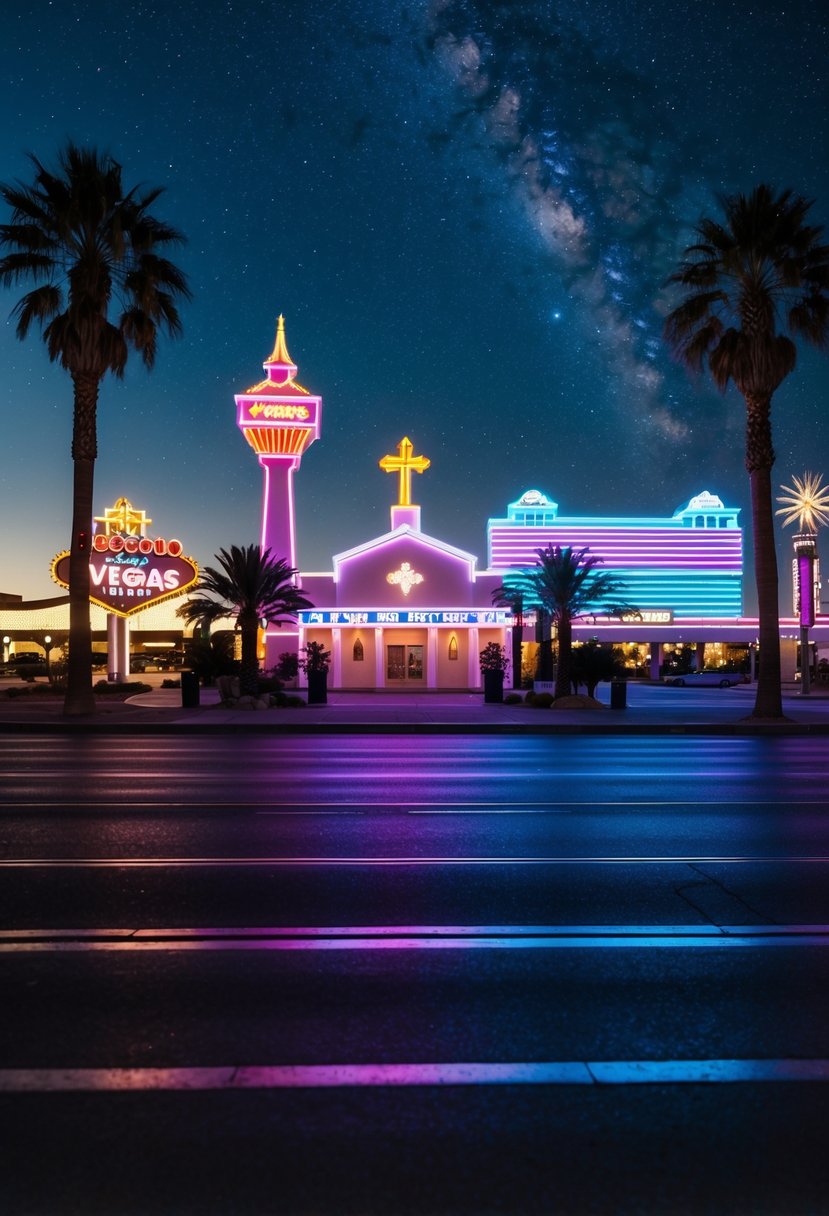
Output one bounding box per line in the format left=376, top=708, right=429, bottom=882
left=94, top=497, right=153, bottom=537
left=378, top=437, right=430, bottom=507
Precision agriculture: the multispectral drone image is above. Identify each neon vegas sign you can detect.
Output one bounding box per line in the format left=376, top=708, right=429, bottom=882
left=51, top=538, right=199, bottom=618
left=300, top=610, right=511, bottom=626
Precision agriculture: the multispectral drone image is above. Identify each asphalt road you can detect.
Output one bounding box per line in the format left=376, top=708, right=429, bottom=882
left=2, top=732, right=829, bottom=1214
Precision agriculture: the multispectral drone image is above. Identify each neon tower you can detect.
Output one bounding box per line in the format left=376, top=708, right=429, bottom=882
left=235, top=317, right=322, bottom=662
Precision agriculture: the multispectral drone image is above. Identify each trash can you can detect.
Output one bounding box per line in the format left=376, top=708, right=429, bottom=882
left=181, top=670, right=200, bottom=708
left=610, top=679, right=627, bottom=710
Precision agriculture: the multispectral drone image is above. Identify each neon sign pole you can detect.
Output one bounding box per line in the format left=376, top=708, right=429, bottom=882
left=235, top=317, right=322, bottom=667
left=777, top=472, right=829, bottom=697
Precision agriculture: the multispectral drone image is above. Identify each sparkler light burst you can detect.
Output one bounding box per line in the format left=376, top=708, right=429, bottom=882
left=776, top=472, right=829, bottom=532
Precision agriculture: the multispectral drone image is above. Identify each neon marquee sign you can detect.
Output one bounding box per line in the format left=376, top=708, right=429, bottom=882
left=247, top=401, right=311, bottom=421
left=52, top=536, right=198, bottom=618
left=92, top=534, right=183, bottom=557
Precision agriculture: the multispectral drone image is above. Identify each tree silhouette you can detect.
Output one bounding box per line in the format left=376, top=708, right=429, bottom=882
left=664, top=184, right=829, bottom=719
left=0, top=144, right=190, bottom=714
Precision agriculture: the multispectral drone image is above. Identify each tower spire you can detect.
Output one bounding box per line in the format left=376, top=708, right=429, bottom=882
left=267, top=314, right=293, bottom=366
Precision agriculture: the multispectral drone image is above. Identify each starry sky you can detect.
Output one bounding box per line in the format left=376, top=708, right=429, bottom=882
left=2, top=0, right=828, bottom=610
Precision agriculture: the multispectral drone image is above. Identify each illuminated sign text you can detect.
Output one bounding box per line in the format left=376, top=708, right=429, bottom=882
left=247, top=401, right=311, bottom=421
left=52, top=546, right=199, bottom=618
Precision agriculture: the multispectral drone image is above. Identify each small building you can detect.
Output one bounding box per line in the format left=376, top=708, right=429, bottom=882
left=297, top=437, right=505, bottom=690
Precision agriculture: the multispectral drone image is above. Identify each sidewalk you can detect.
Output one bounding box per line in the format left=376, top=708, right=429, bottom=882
left=2, top=683, right=829, bottom=733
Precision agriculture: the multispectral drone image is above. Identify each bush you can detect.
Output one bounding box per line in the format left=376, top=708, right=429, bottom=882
left=531, top=692, right=554, bottom=708
left=479, top=642, right=509, bottom=673
left=93, top=680, right=151, bottom=695
left=257, top=675, right=284, bottom=694
left=270, top=692, right=306, bottom=708
left=504, top=693, right=523, bottom=704
left=161, top=679, right=181, bottom=689
left=273, top=652, right=299, bottom=681
left=524, top=691, right=536, bottom=705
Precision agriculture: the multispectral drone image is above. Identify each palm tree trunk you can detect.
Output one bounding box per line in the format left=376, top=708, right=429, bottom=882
left=745, top=394, right=784, bottom=719
left=535, top=611, right=554, bottom=681
left=239, top=611, right=260, bottom=697
left=63, top=374, right=98, bottom=716
left=511, top=616, right=523, bottom=689
left=555, top=614, right=572, bottom=700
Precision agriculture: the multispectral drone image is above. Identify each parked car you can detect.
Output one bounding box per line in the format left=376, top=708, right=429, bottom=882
left=664, top=670, right=746, bottom=687
left=1, top=654, right=48, bottom=677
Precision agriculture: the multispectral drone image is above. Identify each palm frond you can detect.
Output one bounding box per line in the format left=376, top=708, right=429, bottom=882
left=11, top=284, right=62, bottom=338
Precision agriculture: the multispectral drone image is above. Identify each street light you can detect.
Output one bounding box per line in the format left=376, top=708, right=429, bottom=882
left=777, top=472, right=829, bottom=696
left=44, top=635, right=52, bottom=679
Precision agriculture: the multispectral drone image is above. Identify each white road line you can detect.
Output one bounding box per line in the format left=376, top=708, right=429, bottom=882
left=3, top=1059, right=829, bottom=1091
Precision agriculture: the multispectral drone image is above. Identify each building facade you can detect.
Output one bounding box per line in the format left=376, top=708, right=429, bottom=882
left=3, top=322, right=827, bottom=685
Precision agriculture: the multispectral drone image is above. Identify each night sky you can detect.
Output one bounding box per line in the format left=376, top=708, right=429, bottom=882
left=2, top=0, right=828, bottom=610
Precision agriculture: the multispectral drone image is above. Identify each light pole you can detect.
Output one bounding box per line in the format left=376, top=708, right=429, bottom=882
left=44, top=635, right=52, bottom=681
left=793, top=534, right=816, bottom=695
left=777, top=472, right=829, bottom=697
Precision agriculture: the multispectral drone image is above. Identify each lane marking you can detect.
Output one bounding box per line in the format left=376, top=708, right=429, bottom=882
left=1, top=924, right=826, bottom=941
left=6, top=933, right=826, bottom=953
left=3, top=1059, right=829, bottom=1091
left=2, top=855, right=829, bottom=867
left=1, top=799, right=829, bottom=811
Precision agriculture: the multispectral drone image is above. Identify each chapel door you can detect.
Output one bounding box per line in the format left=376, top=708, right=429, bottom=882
left=386, top=644, right=424, bottom=683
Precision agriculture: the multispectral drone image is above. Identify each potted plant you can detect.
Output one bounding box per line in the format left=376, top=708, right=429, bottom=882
left=298, top=641, right=331, bottom=704
left=479, top=642, right=508, bottom=703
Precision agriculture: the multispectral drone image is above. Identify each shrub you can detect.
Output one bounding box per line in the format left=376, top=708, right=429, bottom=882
left=93, top=680, right=151, bottom=695
left=298, top=642, right=330, bottom=674
left=504, top=693, right=523, bottom=704
left=524, top=691, right=536, bottom=705
left=531, top=692, right=554, bottom=708
left=274, top=652, right=299, bottom=681
left=270, top=691, right=307, bottom=708
left=479, top=642, right=509, bottom=673
left=161, top=679, right=181, bottom=689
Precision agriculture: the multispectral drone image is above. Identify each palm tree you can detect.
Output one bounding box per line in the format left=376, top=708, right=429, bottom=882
left=0, top=144, right=190, bottom=715
left=177, top=546, right=313, bottom=696
left=664, top=184, right=829, bottom=719
left=528, top=545, right=633, bottom=700
left=491, top=577, right=529, bottom=689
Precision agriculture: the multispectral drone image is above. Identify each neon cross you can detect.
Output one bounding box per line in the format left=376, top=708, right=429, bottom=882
left=94, top=498, right=152, bottom=537
left=379, top=436, right=430, bottom=506
left=386, top=562, right=424, bottom=596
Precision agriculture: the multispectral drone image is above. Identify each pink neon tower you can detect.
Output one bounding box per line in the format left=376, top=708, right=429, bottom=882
left=235, top=316, right=322, bottom=663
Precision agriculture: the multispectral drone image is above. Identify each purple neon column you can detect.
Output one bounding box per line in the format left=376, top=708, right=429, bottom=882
left=259, top=455, right=300, bottom=569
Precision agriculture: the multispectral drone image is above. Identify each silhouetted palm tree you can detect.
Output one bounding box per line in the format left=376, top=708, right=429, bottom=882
left=528, top=546, right=633, bottom=700
left=664, top=184, right=829, bottom=719
left=0, top=144, right=190, bottom=715
left=178, top=546, right=312, bottom=696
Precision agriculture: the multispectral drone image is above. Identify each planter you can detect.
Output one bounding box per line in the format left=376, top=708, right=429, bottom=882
left=483, top=669, right=504, bottom=704
left=306, top=670, right=328, bottom=705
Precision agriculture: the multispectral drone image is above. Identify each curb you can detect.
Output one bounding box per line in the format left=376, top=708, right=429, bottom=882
left=2, top=717, right=829, bottom=736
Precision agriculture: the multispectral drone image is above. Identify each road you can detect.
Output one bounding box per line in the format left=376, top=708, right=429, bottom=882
left=2, top=732, right=829, bottom=1214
